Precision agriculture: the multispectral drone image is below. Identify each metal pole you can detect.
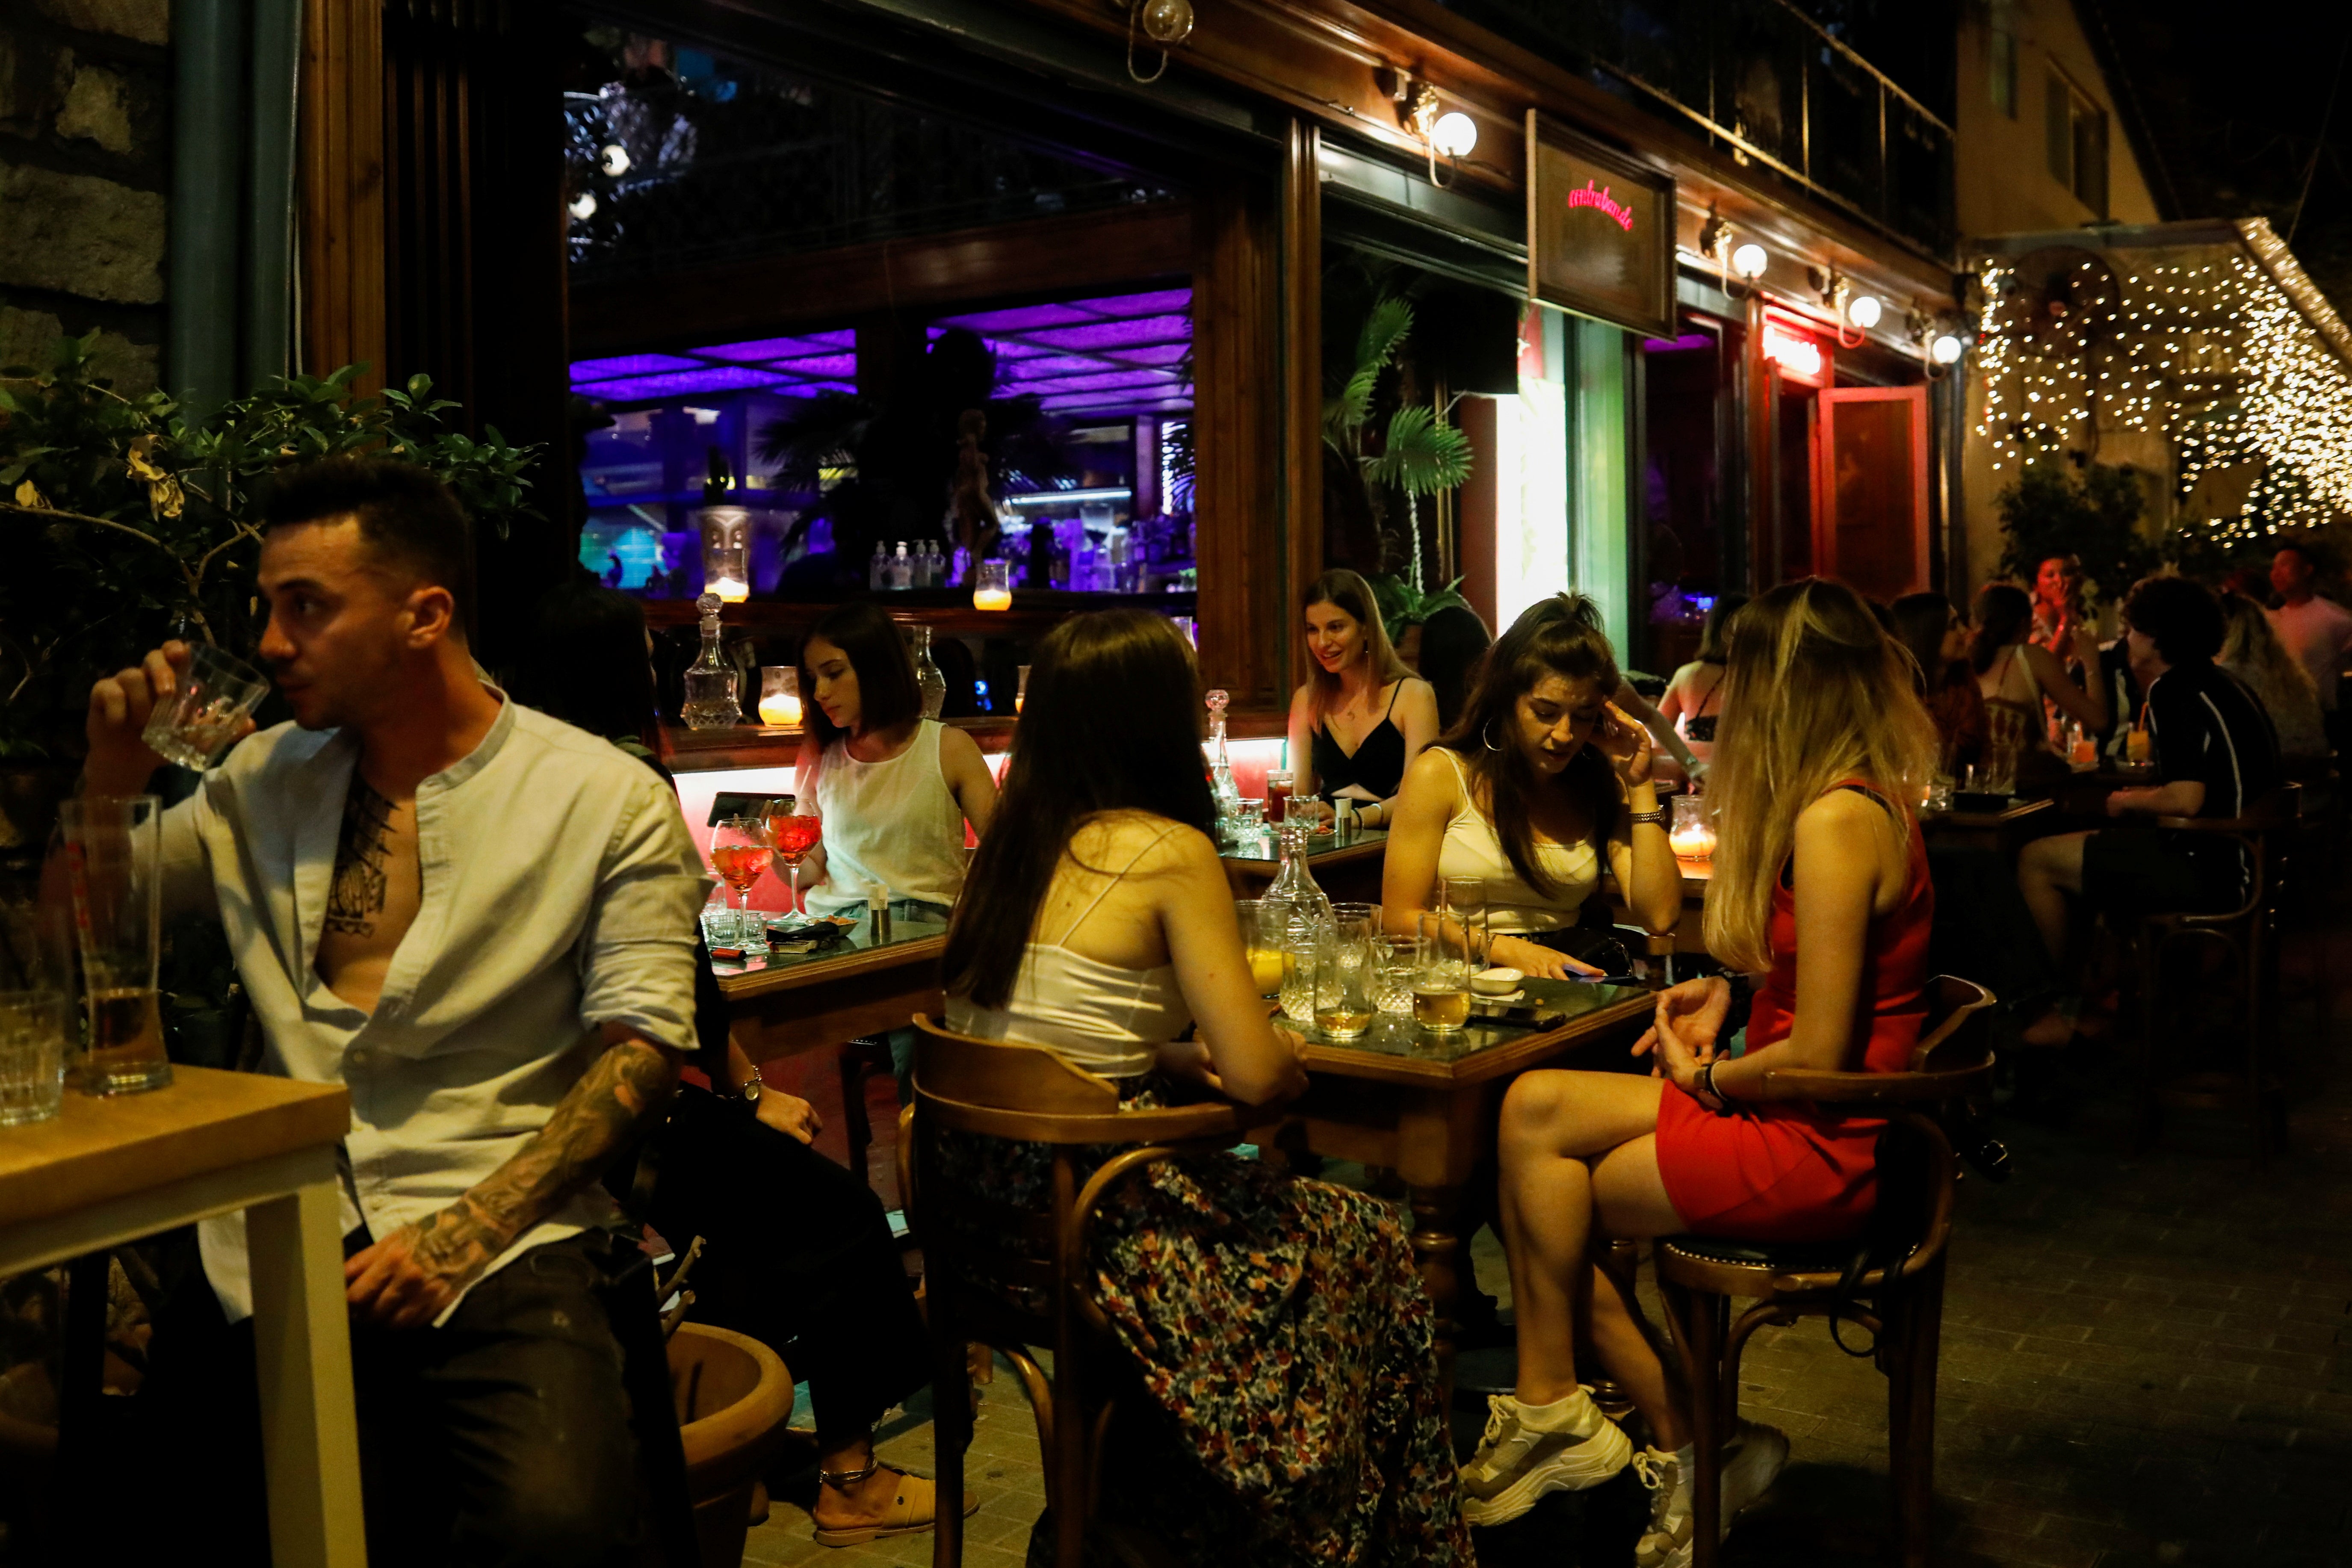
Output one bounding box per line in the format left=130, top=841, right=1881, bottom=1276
left=166, top=0, right=251, bottom=415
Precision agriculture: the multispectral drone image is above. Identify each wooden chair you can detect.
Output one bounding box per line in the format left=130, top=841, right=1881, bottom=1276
left=898, top=1014, right=1275, bottom=1568
left=1654, top=974, right=1996, bottom=1568
left=2126, top=787, right=2296, bottom=1164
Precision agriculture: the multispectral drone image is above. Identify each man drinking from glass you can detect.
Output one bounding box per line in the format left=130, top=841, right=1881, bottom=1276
left=84, top=456, right=705, bottom=1565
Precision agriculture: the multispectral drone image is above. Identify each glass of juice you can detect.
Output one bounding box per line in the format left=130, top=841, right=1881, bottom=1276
left=1413, top=910, right=1473, bottom=1033
left=1237, top=900, right=1285, bottom=996
left=58, top=795, right=171, bottom=1094
left=1265, top=769, right=1294, bottom=824
left=709, top=817, right=775, bottom=951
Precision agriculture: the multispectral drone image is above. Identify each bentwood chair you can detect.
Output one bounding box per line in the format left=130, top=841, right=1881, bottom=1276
left=899, top=1015, right=1276, bottom=1568
left=1655, top=975, right=1996, bottom=1568
left=2127, top=786, right=2297, bottom=1164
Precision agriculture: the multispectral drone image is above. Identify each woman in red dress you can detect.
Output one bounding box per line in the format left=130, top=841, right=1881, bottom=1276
left=1460, top=579, right=1942, bottom=1568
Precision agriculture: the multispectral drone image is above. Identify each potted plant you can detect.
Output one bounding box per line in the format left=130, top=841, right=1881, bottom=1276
left=1324, top=293, right=1474, bottom=605
left=0, top=334, right=539, bottom=859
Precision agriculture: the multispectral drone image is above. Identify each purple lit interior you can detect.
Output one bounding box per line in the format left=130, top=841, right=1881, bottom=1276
left=573, top=289, right=1191, bottom=416
left=570, top=352, right=705, bottom=379
left=1641, top=333, right=1715, bottom=352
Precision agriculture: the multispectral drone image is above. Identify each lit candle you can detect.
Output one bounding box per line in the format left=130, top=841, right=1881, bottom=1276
left=972, top=587, right=1013, bottom=611
left=1669, top=824, right=1716, bottom=861
left=972, top=558, right=1012, bottom=611
left=709, top=576, right=750, bottom=603
left=758, top=694, right=802, bottom=726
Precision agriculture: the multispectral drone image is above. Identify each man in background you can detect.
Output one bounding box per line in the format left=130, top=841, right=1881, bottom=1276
left=2267, top=543, right=2352, bottom=753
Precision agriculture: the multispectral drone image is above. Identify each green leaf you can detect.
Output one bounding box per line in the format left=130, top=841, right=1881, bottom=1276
left=1369, top=405, right=1474, bottom=495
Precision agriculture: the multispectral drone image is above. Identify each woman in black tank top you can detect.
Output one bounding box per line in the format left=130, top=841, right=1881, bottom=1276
left=1286, top=570, right=1441, bottom=829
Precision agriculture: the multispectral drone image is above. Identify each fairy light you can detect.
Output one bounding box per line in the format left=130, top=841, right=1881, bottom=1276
left=1973, top=222, right=2352, bottom=538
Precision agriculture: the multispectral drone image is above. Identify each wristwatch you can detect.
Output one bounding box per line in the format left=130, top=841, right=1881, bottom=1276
left=739, top=1071, right=763, bottom=1108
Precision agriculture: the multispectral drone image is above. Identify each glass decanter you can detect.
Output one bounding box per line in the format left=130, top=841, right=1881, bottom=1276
left=1261, top=818, right=1334, bottom=947
left=911, top=623, right=947, bottom=721
left=680, top=592, right=742, bottom=729
left=1204, top=688, right=1242, bottom=821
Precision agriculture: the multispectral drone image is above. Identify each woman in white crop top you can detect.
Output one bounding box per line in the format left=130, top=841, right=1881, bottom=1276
left=938, top=609, right=1475, bottom=1564
left=1384, top=594, right=1683, bottom=979
left=794, top=602, right=998, bottom=921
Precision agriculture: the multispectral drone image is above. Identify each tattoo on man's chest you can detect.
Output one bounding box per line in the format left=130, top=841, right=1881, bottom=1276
left=325, top=780, right=399, bottom=937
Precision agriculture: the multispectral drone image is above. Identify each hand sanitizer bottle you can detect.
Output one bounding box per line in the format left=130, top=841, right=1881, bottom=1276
left=889, top=542, right=913, bottom=590
left=869, top=541, right=889, bottom=590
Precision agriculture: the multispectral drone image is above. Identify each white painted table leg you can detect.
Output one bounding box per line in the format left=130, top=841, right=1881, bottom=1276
left=248, top=1171, right=368, bottom=1568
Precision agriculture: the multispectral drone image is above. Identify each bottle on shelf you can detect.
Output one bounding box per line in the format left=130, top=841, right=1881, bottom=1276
left=1025, top=520, right=1055, bottom=589
left=889, top=542, right=914, bottom=590
left=868, top=541, right=889, bottom=591
left=680, top=592, right=742, bottom=730
left=910, top=624, right=947, bottom=720
left=926, top=540, right=948, bottom=588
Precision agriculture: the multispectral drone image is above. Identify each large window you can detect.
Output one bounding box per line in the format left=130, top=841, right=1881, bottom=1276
left=2045, top=68, right=2109, bottom=216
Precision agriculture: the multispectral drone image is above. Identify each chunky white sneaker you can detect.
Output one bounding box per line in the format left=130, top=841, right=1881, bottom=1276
left=1459, top=1393, right=1634, bottom=1527
left=1634, top=1422, right=1791, bottom=1568
left=1633, top=1447, right=1691, bottom=1568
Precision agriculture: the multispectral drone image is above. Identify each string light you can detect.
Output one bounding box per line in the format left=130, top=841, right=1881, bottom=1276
left=1972, top=221, right=2352, bottom=540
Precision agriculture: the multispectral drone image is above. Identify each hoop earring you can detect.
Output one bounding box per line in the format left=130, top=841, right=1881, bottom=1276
left=1482, top=720, right=1504, bottom=753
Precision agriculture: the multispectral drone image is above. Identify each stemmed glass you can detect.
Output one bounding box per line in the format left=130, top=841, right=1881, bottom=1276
left=764, top=802, right=824, bottom=916
left=709, top=818, right=774, bottom=951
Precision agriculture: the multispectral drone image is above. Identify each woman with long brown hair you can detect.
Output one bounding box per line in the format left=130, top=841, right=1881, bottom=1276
left=1972, top=582, right=2105, bottom=766
left=1459, top=580, right=1941, bottom=1563
left=941, top=609, right=1472, bottom=1565
left=1284, top=567, right=1440, bottom=825
left=1382, top=594, right=1682, bottom=978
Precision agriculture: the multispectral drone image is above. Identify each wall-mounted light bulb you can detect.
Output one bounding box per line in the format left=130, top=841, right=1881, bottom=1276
left=1931, top=334, right=1964, bottom=365
left=1431, top=111, right=1478, bottom=159
left=598, top=144, right=630, bottom=177
left=1846, top=293, right=1883, bottom=330
left=1731, top=243, right=1768, bottom=280
left=567, top=191, right=597, bottom=221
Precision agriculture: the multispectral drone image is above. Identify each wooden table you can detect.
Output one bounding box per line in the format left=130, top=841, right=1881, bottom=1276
left=1922, top=796, right=2057, bottom=854
left=1223, top=827, right=1388, bottom=904
left=1282, top=978, right=1656, bottom=1391
left=717, top=919, right=950, bottom=1067
left=0, top=1068, right=363, bottom=1567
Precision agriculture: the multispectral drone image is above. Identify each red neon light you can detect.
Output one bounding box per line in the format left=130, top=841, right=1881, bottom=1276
left=1762, top=324, right=1824, bottom=380
left=1564, top=180, right=1636, bottom=233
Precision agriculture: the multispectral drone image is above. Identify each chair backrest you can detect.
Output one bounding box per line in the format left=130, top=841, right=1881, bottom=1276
left=909, top=1014, right=1248, bottom=1145
left=1759, top=974, right=1995, bottom=1106
left=2149, top=784, right=2300, bottom=924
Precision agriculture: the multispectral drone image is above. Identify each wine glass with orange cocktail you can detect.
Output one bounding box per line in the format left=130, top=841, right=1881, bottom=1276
left=763, top=801, right=824, bottom=917
left=709, top=817, right=774, bottom=950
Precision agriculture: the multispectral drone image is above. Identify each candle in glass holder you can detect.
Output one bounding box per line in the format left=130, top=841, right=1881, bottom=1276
left=972, top=558, right=1013, bottom=611
left=1015, top=663, right=1031, bottom=714
left=1668, top=792, right=1716, bottom=862
left=757, top=666, right=802, bottom=727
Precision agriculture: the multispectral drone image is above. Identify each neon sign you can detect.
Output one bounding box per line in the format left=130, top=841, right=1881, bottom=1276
left=1564, top=180, right=1636, bottom=233
left=1763, top=323, right=1825, bottom=381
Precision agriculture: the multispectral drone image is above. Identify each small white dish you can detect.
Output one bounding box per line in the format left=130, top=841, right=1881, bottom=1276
left=1470, top=988, right=1526, bottom=1008
left=1471, top=966, right=1525, bottom=996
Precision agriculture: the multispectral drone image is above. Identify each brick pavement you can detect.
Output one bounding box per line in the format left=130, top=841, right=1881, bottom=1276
left=740, top=925, right=2352, bottom=1567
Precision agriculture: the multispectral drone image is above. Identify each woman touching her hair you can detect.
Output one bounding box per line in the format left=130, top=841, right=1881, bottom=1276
left=1459, top=580, right=1941, bottom=1565
left=1381, top=594, right=1682, bottom=980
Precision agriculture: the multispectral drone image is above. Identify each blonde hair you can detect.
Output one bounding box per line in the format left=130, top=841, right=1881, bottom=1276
left=1303, top=568, right=1414, bottom=720
left=1702, top=579, right=1941, bottom=974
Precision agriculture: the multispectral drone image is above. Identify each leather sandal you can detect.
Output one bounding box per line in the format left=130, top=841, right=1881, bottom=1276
left=811, top=1463, right=978, bottom=1547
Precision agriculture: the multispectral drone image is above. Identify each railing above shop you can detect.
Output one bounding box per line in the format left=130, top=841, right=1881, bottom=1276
left=1433, top=0, right=1956, bottom=261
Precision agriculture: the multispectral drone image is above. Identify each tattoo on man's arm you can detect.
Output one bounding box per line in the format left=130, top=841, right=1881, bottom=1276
left=413, top=1040, right=678, bottom=1275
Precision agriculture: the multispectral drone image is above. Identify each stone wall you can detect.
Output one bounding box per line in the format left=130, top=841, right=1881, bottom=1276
left=0, top=0, right=170, bottom=393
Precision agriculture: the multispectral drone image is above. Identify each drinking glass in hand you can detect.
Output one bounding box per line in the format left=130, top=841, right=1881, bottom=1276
left=141, top=643, right=269, bottom=771
left=709, top=818, right=774, bottom=950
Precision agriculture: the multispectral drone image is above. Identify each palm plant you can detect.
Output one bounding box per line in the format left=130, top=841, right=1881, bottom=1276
left=1324, top=295, right=1472, bottom=591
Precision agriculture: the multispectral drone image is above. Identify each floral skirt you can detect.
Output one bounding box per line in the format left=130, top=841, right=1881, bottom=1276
left=940, top=1084, right=1472, bottom=1568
